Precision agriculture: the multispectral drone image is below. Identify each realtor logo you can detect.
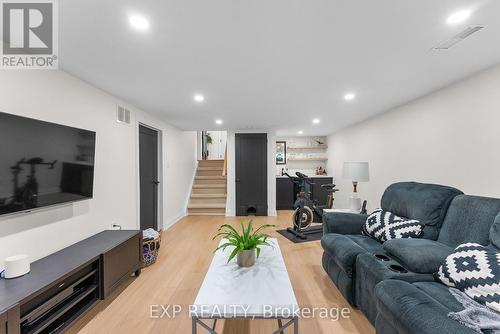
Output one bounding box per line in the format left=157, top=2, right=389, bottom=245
left=1, top=0, right=58, bottom=69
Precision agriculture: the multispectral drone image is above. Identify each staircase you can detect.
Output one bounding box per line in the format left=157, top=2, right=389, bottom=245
left=188, top=160, right=227, bottom=215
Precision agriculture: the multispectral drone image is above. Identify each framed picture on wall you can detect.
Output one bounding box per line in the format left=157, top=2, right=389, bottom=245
left=276, top=141, right=286, bottom=165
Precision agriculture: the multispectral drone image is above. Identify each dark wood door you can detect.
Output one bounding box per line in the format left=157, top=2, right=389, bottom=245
left=311, top=177, right=333, bottom=205
left=1, top=307, right=20, bottom=334
left=0, top=310, right=6, bottom=334
left=235, top=134, right=267, bottom=216
left=276, top=178, right=294, bottom=210
left=139, top=125, right=159, bottom=231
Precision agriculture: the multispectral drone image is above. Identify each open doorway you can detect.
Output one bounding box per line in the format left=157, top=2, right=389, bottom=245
left=200, top=131, right=227, bottom=160
left=139, top=124, right=161, bottom=231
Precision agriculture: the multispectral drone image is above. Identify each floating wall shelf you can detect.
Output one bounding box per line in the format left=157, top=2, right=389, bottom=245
left=287, top=157, right=328, bottom=161
left=287, top=145, right=328, bottom=150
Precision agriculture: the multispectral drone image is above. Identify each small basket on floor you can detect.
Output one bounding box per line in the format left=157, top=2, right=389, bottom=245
left=143, top=234, right=161, bottom=267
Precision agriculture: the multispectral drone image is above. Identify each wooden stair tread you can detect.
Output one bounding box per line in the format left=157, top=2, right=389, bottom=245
left=198, top=162, right=224, bottom=165
left=189, top=159, right=227, bottom=216
left=192, top=184, right=226, bottom=188
left=198, top=159, right=224, bottom=162
left=188, top=203, right=226, bottom=209
left=190, top=194, right=227, bottom=198
left=197, top=167, right=223, bottom=171
left=195, top=176, right=226, bottom=180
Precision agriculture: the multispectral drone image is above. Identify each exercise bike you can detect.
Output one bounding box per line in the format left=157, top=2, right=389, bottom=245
left=0, top=158, right=57, bottom=211
left=283, top=172, right=339, bottom=240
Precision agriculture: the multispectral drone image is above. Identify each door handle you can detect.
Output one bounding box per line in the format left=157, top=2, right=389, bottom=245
left=152, top=180, right=160, bottom=185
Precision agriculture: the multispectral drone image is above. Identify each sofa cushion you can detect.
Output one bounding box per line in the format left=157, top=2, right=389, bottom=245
left=381, top=182, right=463, bottom=230
left=347, top=234, right=387, bottom=256
left=363, top=209, right=423, bottom=242
left=413, top=281, right=464, bottom=312
left=437, top=195, right=500, bottom=248
left=323, top=211, right=369, bottom=235
left=490, top=213, right=500, bottom=250
left=436, top=243, right=500, bottom=313
left=321, top=234, right=384, bottom=277
left=383, top=239, right=453, bottom=274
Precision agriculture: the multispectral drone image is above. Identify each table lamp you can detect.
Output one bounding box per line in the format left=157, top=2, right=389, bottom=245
left=343, top=162, right=370, bottom=212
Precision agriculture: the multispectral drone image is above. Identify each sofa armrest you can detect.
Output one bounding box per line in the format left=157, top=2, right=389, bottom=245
left=383, top=239, right=453, bottom=274
left=323, top=212, right=368, bottom=235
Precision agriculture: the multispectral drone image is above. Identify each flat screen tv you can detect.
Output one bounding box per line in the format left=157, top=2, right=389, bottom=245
left=0, top=112, right=96, bottom=215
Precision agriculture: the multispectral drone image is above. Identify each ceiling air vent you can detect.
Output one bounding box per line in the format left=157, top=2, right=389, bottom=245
left=117, top=105, right=131, bottom=124
left=433, top=25, right=485, bottom=50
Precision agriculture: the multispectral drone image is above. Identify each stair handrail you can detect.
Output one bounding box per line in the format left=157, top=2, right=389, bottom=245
left=222, top=144, right=227, bottom=177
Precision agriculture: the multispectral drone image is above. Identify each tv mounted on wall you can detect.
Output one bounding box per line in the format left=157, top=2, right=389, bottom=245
left=0, top=112, right=96, bottom=216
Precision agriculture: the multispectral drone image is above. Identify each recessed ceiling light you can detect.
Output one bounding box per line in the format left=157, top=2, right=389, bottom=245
left=312, top=118, right=320, bottom=124
left=344, top=92, right=356, bottom=101
left=194, top=94, right=205, bottom=103
left=447, top=10, right=471, bottom=25
left=298, top=130, right=304, bottom=135
left=129, top=15, right=150, bottom=31
left=215, top=119, right=223, bottom=125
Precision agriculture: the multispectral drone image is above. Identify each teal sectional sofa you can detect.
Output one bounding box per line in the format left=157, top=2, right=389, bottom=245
left=321, top=182, right=500, bottom=333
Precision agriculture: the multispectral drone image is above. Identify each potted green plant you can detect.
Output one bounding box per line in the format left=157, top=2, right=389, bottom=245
left=203, top=132, right=213, bottom=159
left=213, top=220, right=275, bottom=267
left=205, top=133, right=213, bottom=144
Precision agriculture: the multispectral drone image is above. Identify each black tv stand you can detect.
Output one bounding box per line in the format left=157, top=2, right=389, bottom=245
left=0, top=230, right=142, bottom=334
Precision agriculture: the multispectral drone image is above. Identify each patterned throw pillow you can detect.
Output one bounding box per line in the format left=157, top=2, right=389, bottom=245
left=436, top=243, right=500, bottom=313
left=362, top=209, right=424, bottom=242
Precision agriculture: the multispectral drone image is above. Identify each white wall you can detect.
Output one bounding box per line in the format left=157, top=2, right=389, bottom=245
left=327, top=63, right=500, bottom=211
left=226, top=131, right=277, bottom=216
left=206, top=131, right=227, bottom=160
left=0, top=70, right=196, bottom=269
left=275, top=136, right=328, bottom=176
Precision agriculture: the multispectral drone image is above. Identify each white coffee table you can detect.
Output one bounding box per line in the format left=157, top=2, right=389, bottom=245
left=190, top=238, right=299, bottom=333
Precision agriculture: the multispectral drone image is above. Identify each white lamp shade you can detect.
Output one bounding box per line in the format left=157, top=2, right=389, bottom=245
left=343, top=162, right=370, bottom=182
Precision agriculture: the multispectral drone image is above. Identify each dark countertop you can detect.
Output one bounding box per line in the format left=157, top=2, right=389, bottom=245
left=0, top=230, right=140, bottom=313
left=276, top=175, right=332, bottom=178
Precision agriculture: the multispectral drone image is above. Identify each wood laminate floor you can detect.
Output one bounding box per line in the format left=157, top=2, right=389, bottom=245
left=70, top=211, right=374, bottom=334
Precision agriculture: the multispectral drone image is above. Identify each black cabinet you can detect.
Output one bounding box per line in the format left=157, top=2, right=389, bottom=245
left=102, top=233, right=142, bottom=298
left=276, top=178, right=294, bottom=210
left=276, top=177, right=333, bottom=210
left=60, top=162, right=94, bottom=197
left=0, top=311, right=5, bottom=334
left=0, top=307, right=20, bottom=334
left=311, top=177, right=334, bottom=206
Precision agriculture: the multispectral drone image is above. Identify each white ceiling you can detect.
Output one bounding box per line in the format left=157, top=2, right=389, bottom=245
left=60, top=0, right=500, bottom=136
